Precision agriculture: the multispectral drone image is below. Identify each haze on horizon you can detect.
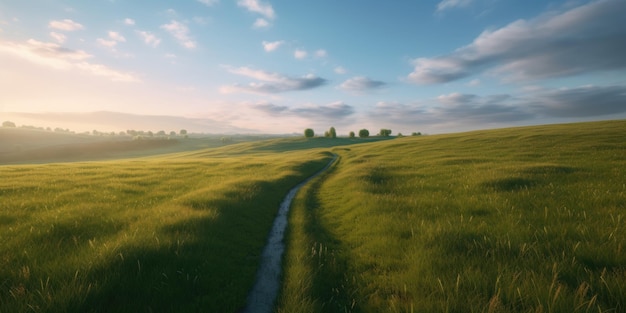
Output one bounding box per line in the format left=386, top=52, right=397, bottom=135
left=1, top=0, right=625, bottom=135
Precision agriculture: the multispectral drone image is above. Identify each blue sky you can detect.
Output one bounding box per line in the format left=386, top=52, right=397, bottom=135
left=1, top=0, right=625, bottom=134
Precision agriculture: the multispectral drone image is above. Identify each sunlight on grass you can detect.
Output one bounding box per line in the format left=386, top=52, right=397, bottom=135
left=0, top=150, right=333, bottom=312
left=278, top=120, right=626, bottom=313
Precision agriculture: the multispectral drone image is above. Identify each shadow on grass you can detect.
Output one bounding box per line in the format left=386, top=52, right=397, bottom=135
left=62, top=158, right=335, bottom=313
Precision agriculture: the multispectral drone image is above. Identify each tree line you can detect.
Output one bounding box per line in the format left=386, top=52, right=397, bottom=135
left=304, top=127, right=422, bottom=138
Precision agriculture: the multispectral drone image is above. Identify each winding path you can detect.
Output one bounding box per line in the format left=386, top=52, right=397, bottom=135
left=242, top=155, right=337, bottom=313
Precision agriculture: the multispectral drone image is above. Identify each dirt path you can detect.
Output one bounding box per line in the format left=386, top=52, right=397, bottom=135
left=242, top=155, right=337, bottom=313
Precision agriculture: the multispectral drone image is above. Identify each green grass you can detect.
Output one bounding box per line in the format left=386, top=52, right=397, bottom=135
left=278, top=120, right=626, bottom=312
left=0, top=148, right=334, bottom=312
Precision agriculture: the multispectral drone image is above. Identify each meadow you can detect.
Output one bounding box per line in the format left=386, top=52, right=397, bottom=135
left=0, top=146, right=333, bottom=312
left=1, top=120, right=624, bottom=312
left=278, top=120, right=626, bottom=312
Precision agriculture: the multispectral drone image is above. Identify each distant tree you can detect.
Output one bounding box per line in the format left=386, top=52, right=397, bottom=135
left=170, top=131, right=176, bottom=136
left=358, top=129, right=369, bottom=138
left=349, top=131, right=355, bottom=138
left=329, top=126, right=337, bottom=138
left=397, top=132, right=404, bottom=137
left=147, top=131, right=153, bottom=137
left=119, top=131, right=127, bottom=136
left=324, top=131, right=330, bottom=137
left=180, top=129, right=187, bottom=135
left=2, top=121, right=16, bottom=127
left=304, top=128, right=314, bottom=138
left=412, top=132, right=422, bottom=136
left=379, top=129, right=392, bottom=137
left=156, top=130, right=166, bottom=136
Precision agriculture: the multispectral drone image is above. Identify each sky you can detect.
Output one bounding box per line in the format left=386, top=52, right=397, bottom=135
left=1, top=0, right=625, bottom=134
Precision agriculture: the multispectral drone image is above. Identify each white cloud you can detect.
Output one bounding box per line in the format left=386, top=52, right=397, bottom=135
left=253, top=101, right=355, bottom=121
left=467, top=79, right=481, bottom=86
left=136, top=30, right=161, bottom=47
left=197, top=0, right=219, bottom=6
left=237, top=0, right=275, bottom=19
left=334, top=66, right=347, bottom=74
left=50, top=32, right=66, bottom=43
left=253, top=18, right=270, bottom=28
left=410, top=0, right=626, bottom=84
left=262, top=40, right=284, bottom=52
left=160, top=20, right=196, bottom=49
left=124, top=18, right=135, bottom=26
left=221, top=66, right=327, bottom=94
left=339, top=76, right=386, bottom=92
left=0, top=39, right=139, bottom=82
left=97, top=38, right=117, bottom=48
left=108, top=31, right=126, bottom=42
left=315, top=49, right=327, bottom=58
left=436, top=0, right=473, bottom=12
left=294, top=49, right=307, bottom=59
left=48, top=19, right=83, bottom=31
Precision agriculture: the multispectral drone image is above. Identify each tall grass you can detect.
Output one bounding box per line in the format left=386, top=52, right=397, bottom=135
left=0, top=150, right=333, bottom=312
left=278, top=120, right=626, bottom=312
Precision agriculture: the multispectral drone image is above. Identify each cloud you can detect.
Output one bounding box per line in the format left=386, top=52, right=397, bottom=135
left=50, top=32, right=66, bottom=43
left=160, top=20, right=196, bottom=49
left=124, top=18, right=135, bottom=26
left=0, top=39, right=140, bottom=82
left=409, top=0, right=626, bottom=84
left=334, top=66, right=347, bottom=74
left=315, top=49, right=327, bottom=58
left=294, top=49, right=307, bottom=59
left=108, top=31, right=126, bottom=42
left=136, top=30, right=161, bottom=47
left=221, top=66, right=327, bottom=94
left=262, top=40, right=283, bottom=52
left=253, top=18, right=270, bottom=28
left=436, top=0, right=473, bottom=12
left=253, top=101, right=355, bottom=120
left=237, top=0, right=275, bottom=19
left=97, top=38, right=117, bottom=48
left=197, top=0, right=219, bottom=6
left=48, top=19, right=83, bottom=31
left=531, top=85, right=626, bottom=118
left=369, top=83, right=626, bottom=129
left=339, top=76, right=386, bottom=92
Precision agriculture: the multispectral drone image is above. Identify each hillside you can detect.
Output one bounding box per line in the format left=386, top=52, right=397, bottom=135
left=278, top=119, right=626, bottom=312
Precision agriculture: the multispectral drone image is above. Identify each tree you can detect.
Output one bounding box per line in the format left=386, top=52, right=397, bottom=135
left=180, top=129, right=187, bottom=135
left=329, top=126, right=337, bottom=138
left=304, top=128, right=314, bottom=138
left=379, top=129, right=392, bottom=137
left=358, top=129, right=369, bottom=138
left=412, top=132, right=422, bottom=136
left=349, top=131, right=355, bottom=138
left=2, top=121, right=16, bottom=127
left=170, top=131, right=176, bottom=136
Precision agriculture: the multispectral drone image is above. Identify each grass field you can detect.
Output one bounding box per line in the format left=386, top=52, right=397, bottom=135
left=2, top=120, right=625, bottom=312
left=0, top=145, right=333, bottom=312
left=278, top=120, right=626, bottom=312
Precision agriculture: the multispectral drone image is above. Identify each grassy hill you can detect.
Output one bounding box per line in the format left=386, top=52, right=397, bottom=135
left=278, top=120, right=626, bottom=313
left=1, top=120, right=624, bottom=312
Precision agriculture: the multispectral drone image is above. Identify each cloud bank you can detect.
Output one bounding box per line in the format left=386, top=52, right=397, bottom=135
left=410, top=0, right=626, bottom=84
left=221, top=66, right=327, bottom=94
left=0, top=39, right=140, bottom=82
left=339, top=76, right=386, bottom=92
